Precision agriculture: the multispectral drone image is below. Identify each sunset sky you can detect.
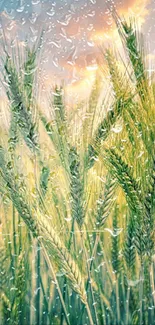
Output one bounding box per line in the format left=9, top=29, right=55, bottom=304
left=0, top=0, right=155, bottom=98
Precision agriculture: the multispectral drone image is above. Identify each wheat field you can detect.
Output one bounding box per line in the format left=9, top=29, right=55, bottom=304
left=0, top=13, right=155, bottom=325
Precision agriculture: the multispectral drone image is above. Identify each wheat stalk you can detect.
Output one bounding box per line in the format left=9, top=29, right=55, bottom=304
left=39, top=218, right=87, bottom=304
left=86, top=96, right=133, bottom=168
left=69, top=146, right=85, bottom=229
left=4, top=54, right=39, bottom=151
left=0, top=146, right=95, bottom=324
left=96, top=175, right=117, bottom=228
left=0, top=247, right=7, bottom=292
left=105, top=148, right=143, bottom=212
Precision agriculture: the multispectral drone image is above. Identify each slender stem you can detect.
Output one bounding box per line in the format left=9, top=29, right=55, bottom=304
left=40, top=242, right=70, bottom=325
left=126, top=286, right=130, bottom=325
left=40, top=276, right=51, bottom=324
left=18, top=214, right=22, bottom=254
left=150, top=262, right=155, bottom=323
left=60, top=279, right=67, bottom=325
left=102, top=307, right=106, bottom=325
left=139, top=265, right=144, bottom=325
left=89, top=233, right=100, bottom=275
left=150, top=262, right=155, bottom=306
left=60, top=218, right=75, bottom=325
left=68, top=218, right=75, bottom=250
left=81, top=232, right=98, bottom=325
left=12, top=204, right=17, bottom=287
left=115, top=274, right=120, bottom=325
left=36, top=241, right=41, bottom=325
left=13, top=204, right=17, bottom=256
left=98, top=286, right=105, bottom=325
left=85, top=301, right=95, bottom=325
left=4, top=207, right=15, bottom=283
left=78, top=233, right=100, bottom=325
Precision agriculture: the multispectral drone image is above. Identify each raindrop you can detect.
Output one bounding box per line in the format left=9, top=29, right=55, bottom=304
left=57, top=14, right=72, bottom=26
left=87, top=41, right=95, bottom=47
left=34, top=287, right=41, bottom=295
left=29, top=13, right=38, bottom=24
left=86, top=64, right=98, bottom=71
left=48, top=40, right=61, bottom=48
left=137, top=151, right=144, bottom=158
left=16, top=6, right=24, bottom=13
left=127, top=279, right=141, bottom=287
left=88, top=11, right=95, bottom=17
left=105, top=227, right=123, bottom=237
left=7, top=22, right=16, bottom=31
left=47, top=9, right=55, bottom=17
left=53, top=57, right=59, bottom=68
left=32, top=0, right=40, bottom=4
left=64, top=217, right=72, bottom=222
left=111, top=124, right=123, bottom=134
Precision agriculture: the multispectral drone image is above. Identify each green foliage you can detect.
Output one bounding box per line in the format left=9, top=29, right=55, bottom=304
left=69, top=146, right=84, bottom=229
left=96, top=174, right=117, bottom=228
left=111, top=206, right=121, bottom=274
left=124, top=215, right=136, bottom=273
left=4, top=55, right=38, bottom=150
left=1, top=294, right=11, bottom=325
left=12, top=254, right=26, bottom=325
left=106, top=148, right=142, bottom=213
left=121, top=21, right=148, bottom=102
left=0, top=248, right=7, bottom=292
left=40, top=166, right=50, bottom=197
left=24, top=47, right=37, bottom=108
left=0, top=14, right=155, bottom=325
left=143, top=158, right=155, bottom=257
left=54, top=86, right=65, bottom=124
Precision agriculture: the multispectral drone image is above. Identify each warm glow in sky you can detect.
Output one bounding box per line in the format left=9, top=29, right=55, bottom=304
left=0, top=0, right=155, bottom=99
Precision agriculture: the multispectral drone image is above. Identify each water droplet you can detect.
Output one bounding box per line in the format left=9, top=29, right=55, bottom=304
left=111, top=124, right=123, bottom=134
left=47, top=8, right=55, bottom=17
left=16, top=6, right=24, bottom=13
left=105, top=227, right=123, bottom=237
left=127, top=279, right=141, bottom=286
left=32, top=0, right=40, bottom=4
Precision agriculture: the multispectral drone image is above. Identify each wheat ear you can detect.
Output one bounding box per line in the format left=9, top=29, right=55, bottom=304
left=39, top=219, right=87, bottom=304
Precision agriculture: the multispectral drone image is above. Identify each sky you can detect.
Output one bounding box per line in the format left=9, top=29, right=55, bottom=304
left=0, top=0, right=155, bottom=98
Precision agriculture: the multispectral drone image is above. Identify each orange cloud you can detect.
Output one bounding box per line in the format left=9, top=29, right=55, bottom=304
left=61, top=0, right=149, bottom=41
left=65, top=0, right=150, bottom=100
left=90, top=0, right=149, bottom=43
left=0, top=0, right=151, bottom=102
